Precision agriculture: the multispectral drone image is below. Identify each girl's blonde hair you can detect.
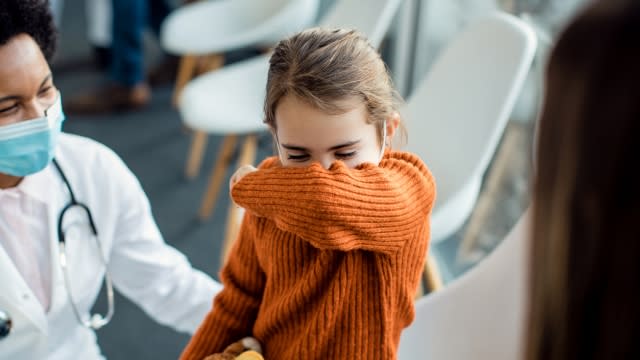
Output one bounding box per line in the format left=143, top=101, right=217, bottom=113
left=264, top=27, right=404, bottom=141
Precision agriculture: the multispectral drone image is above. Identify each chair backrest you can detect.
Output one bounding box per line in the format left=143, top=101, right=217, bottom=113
left=398, top=209, right=531, bottom=360
left=319, top=0, right=404, bottom=48
left=162, top=0, right=319, bottom=54
left=257, top=0, right=321, bottom=45
left=404, top=12, right=537, bottom=215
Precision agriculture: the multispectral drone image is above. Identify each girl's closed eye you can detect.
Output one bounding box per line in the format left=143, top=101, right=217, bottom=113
left=335, top=151, right=356, bottom=159
left=287, top=153, right=310, bottom=161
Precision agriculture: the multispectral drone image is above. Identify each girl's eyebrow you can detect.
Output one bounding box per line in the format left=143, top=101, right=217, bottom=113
left=281, top=144, right=308, bottom=152
left=281, top=140, right=361, bottom=152
left=328, top=140, right=360, bottom=151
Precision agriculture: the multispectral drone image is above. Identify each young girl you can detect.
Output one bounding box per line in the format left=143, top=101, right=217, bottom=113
left=181, top=28, right=436, bottom=360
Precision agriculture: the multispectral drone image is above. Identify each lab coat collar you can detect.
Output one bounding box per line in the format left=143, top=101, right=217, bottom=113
left=16, top=164, right=55, bottom=205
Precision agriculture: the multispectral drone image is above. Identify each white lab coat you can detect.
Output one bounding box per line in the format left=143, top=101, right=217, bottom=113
left=0, top=133, right=221, bottom=360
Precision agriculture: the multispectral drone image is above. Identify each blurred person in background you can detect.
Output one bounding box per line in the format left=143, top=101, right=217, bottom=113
left=85, top=0, right=114, bottom=70
left=0, top=1, right=221, bottom=358
left=50, top=0, right=113, bottom=70
left=63, top=0, right=193, bottom=114
left=527, top=0, right=640, bottom=358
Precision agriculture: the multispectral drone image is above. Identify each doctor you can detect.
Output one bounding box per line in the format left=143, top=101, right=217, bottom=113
left=0, top=1, right=222, bottom=359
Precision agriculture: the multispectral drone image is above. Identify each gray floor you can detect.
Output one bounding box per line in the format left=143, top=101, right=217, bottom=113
left=53, top=1, right=532, bottom=358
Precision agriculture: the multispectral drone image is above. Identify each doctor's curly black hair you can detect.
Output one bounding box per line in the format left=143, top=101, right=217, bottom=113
left=0, top=0, right=57, bottom=61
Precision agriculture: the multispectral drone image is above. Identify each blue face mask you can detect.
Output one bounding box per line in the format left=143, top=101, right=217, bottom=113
left=0, top=93, right=66, bottom=177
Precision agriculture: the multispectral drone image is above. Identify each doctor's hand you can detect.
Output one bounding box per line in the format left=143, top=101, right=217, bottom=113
left=229, top=165, right=258, bottom=192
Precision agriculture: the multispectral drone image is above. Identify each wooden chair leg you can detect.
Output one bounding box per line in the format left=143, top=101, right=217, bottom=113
left=173, top=54, right=198, bottom=107
left=185, top=131, right=208, bottom=179
left=221, top=135, right=258, bottom=263
left=423, top=253, right=443, bottom=293
left=178, top=54, right=223, bottom=103
left=222, top=206, right=243, bottom=264
left=415, top=280, right=426, bottom=299
left=199, top=135, right=238, bottom=220
left=178, top=54, right=225, bottom=176
left=199, top=54, right=224, bottom=73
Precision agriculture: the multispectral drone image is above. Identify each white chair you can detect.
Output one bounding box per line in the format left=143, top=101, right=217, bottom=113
left=161, top=0, right=319, bottom=55
left=160, top=0, right=319, bottom=105
left=181, top=0, right=405, bottom=226
left=397, top=208, right=531, bottom=360
left=403, top=12, right=537, bottom=244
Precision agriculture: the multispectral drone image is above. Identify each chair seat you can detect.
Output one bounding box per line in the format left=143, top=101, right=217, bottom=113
left=161, top=0, right=319, bottom=55
left=398, top=209, right=531, bottom=360
left=179, top=55, right=271, bottom=134
left=429, top=177, right=481, bottom=243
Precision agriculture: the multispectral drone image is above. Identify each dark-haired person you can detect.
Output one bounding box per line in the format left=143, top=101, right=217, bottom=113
left=0, top=1, right=221, bottom=358
left=527, top=0, right=640, bottom=359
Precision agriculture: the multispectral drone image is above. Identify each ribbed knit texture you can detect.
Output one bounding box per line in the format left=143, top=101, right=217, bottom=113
left=180, top=151, right=436, bottom=360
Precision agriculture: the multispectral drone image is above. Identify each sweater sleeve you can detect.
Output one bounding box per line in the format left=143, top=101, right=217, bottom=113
left=231, top=151, right=436, bottom=254
left=180, top=214, right=266, bottom=360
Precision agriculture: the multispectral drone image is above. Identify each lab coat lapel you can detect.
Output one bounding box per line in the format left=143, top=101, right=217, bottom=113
left=0, top=164, right=60, bottom=334
left=0, top=245, right=48, bottom=333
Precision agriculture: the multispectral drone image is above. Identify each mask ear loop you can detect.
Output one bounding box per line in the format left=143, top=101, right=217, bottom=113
left=273, top=130, right=285, bottom=164
left=45, top=92, right=64, bottom=126
left=378, top=119, right=387, bottom=163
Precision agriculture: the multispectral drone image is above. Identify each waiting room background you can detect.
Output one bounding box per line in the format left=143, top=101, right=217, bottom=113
left=49, top=0, right=588, bottom=358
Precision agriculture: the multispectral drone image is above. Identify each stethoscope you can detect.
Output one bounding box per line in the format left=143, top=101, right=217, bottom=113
left=0, top=159, right=117, bottom=339
left=0, top=309, right=10, bottom=339
left=52, top=158, right=115, bottom=331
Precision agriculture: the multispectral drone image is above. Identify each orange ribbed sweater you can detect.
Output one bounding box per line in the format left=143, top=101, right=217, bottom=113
left=181, top=151, right=436, bottom=360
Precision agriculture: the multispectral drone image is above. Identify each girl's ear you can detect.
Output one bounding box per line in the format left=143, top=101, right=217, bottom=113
left=385, top=112, right=401, bottom=143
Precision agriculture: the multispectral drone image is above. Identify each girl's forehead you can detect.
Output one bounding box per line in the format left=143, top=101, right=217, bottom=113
left=276, top=95, right=369, bottom=127
left=275, top=96, right=368, bottom=129
left=275, top=102, right=377, bottom=150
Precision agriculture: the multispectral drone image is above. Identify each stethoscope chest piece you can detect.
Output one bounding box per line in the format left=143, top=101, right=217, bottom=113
left=0, top=310, right=11, bottom=339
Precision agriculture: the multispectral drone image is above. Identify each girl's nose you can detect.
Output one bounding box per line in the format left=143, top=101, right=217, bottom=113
left=318, top=156, right=333, bottom=170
